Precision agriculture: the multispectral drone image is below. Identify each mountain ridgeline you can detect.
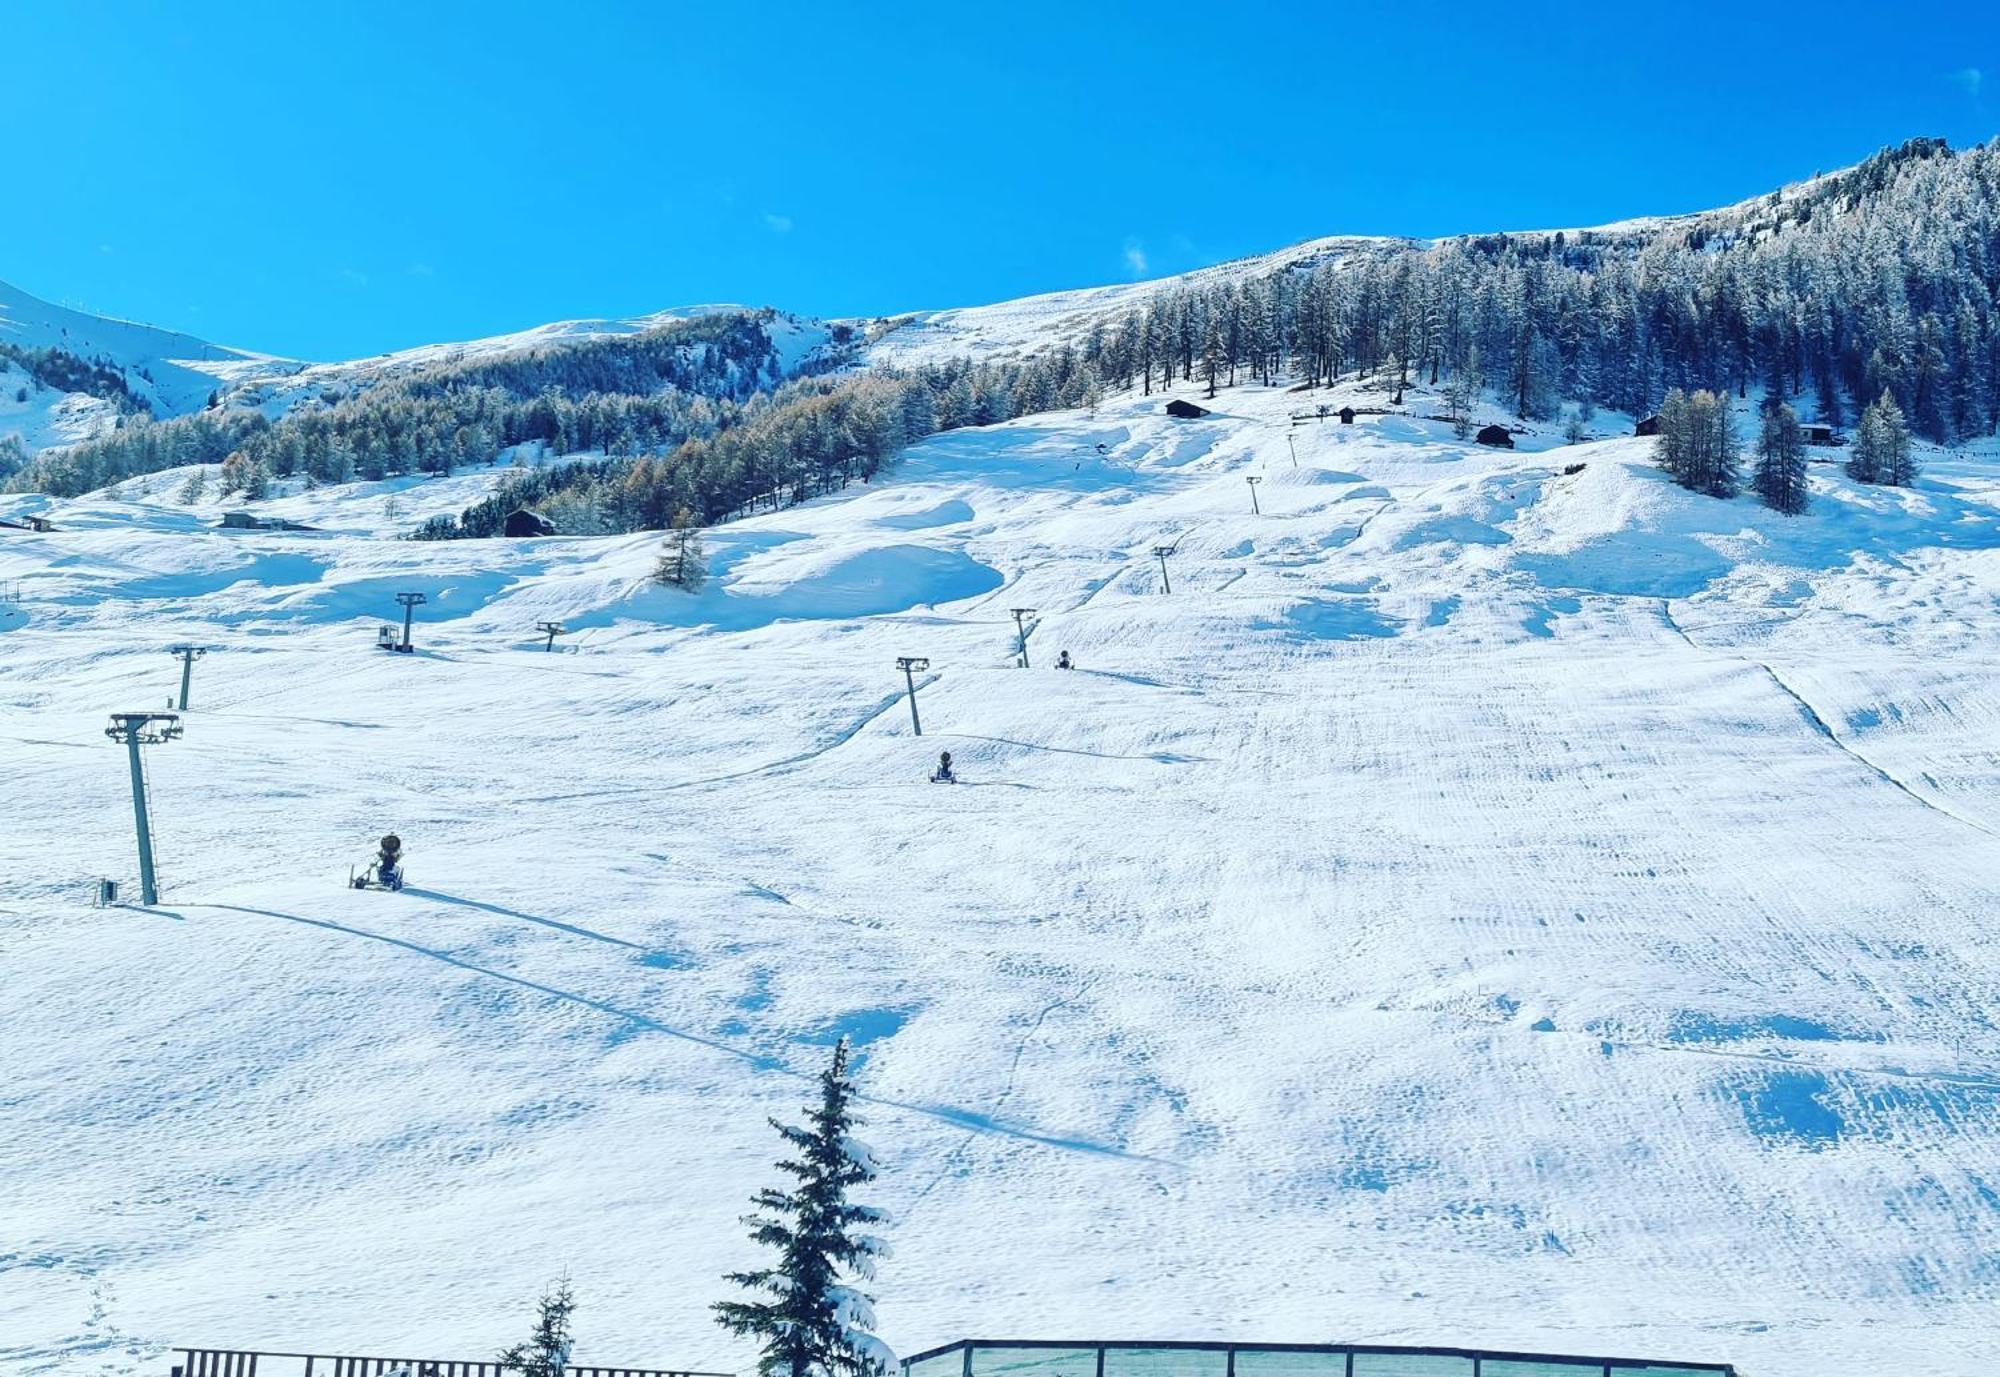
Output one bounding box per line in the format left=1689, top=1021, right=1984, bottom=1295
left=5, top=137, right=1998, bottom=535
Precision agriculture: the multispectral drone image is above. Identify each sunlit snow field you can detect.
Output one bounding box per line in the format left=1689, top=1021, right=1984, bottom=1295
left=3, top=386, right=1998, bottom=1377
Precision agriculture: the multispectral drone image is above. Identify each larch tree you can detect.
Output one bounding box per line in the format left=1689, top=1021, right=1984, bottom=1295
left=1754, top=401, right=1810, bottom=515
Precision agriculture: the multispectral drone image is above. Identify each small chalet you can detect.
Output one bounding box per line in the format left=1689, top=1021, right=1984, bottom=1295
left=503, top=509, right=557, bottom=537
left=1634, top=415, right=1662, bottom=437
left=217, top=512, right=317, bottom=532
left=1164, top=398, right=1210, bottom=419
left=0, top=515, right=55, bottom=533
left=1339, top=406, right=1356, bottom=425
left=1800, top=423, right=1837, bottom=446
left=1476, top=424, right=1515, bottom=449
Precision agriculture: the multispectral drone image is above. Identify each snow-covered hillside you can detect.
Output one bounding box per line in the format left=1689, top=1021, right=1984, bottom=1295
left=0, top=275, right=845, bottom=458
left=4, top=383, right=1997, bottom=1377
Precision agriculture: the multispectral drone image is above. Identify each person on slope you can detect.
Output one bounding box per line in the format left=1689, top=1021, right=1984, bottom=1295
left=930, top=751, right=956, bottom=784
left=1056, top=650, right=1074, bottom=670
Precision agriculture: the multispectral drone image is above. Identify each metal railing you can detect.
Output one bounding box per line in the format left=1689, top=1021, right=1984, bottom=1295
left=174, top=1348, right=733, bottom=1377
left=900, top=1339, right=1737, bottom=1377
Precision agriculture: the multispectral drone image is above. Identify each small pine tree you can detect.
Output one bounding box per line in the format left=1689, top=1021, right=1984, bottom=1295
left=177, top=468, right=208, bottom=505
left=498, top=1275, right=576, bottom=1377
left=653, top=507, right=708, bottom=591
left=1655, top=388, right=1690, bottom=484
left=1562, top=408, right=1586, bottom=445
left=1753, top=402, right=1810, bottom=515
left=1445, top=348, right=1483, bottom=439
left=1874, top=391, right=1917, bottom=486
left=1706, top=392, right=1739, bottom=498
left=714, top=1037, right=891, bottom=1377
left=1847, top=391, right=1913, bottom=485
left=241, top=460, right=272, bottom=501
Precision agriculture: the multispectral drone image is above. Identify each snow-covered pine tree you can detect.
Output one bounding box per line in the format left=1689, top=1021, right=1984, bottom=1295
left=498, top=1274, right=577, bottom=1377
left=1706, top=391, right=1739, bottom=498
left=1876, top=391, right=1918, bottom=486
left=1848, top=401, right=1885, bottom=483
left=1848, top=391, right=1915, bottom=485
left=1754, top=401, right=1809, bottom=515
left=713, top=1036, right=892, bottom=1377
left=1655, top=389, right=1691, bottom=485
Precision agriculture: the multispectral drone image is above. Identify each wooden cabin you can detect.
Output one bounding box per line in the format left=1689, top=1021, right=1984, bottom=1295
left=1634, top=415, right=1662, bottom=437
left=1476, top=424, right=1515, bottom=449
left=504, top=509, right=556, bottom=537
left=1165, top=398, right=1210, bottom=419
left=1339, top=406, right=1356, bottom=424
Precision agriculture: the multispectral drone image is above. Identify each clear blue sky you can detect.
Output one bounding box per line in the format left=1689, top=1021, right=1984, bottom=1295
left=3, top=0, right=1994, bottom=360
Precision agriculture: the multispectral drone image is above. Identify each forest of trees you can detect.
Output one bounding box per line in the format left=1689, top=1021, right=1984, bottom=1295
left=408, top=359, right=1060, bottom=538
left=9, top=138, right=1997, bottom=534
left=4, top=311, right=808, bottom=498
left=1066, top=138, right=2000, bottom=441
left=0, top=341, right=153, bottom=416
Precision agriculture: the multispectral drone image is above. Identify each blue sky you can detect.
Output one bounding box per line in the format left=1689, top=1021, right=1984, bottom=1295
left=3, top=0, right=1995, bottom=360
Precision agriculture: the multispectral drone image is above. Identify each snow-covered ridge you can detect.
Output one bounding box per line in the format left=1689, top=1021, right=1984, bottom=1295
left=3, top=140, right=1949, bottom=458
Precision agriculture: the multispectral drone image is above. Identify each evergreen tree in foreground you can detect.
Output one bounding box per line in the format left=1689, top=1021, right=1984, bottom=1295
left=714, top=1037, right=891, bottom=1377
left=1754, top=401, right=1810, bottom=515
left=499, top=1275, right=577, bottom=1377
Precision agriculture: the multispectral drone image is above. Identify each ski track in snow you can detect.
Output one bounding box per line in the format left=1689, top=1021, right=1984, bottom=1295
left=4, top=385, right=2000, bottom=1377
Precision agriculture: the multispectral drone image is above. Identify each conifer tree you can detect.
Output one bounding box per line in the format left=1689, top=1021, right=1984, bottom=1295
left=714, top=1037, right=891, bottom=1377
left=1705, top=391, right=1739, bottom=498
left=653, top=506, right=708, bottom=590
left=1655, top=389, right=1691, bottom=485
left=1848, top=391, right=1915, bottom=486
left=1753, top=401, right=1809, bottom=515
left=498, top=1275, right=577, bottom=1377
left=1876, top=391, right=1918, bottom=486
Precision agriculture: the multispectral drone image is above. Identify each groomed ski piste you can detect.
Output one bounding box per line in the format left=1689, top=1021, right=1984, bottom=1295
left=4, top=383, right=1999, bottom=1377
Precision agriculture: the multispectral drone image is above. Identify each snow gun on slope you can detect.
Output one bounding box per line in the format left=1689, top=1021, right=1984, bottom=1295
left=350, top=833, right=406, bottom=891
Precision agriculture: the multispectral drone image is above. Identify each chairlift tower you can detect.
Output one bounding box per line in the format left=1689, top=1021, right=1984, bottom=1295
left=1009, top=607, right=1036, bottom=668
left=1286, top=433, right=1298, bottom=469
left=1246, top=475, right=1263, bottom=515
left=1151, top=546, right=1176, bottom=594
left=105, top=711, right=182, bottom=906
left=536, top=620, right=566, bottom=652
left=394, top=592, right=427, bottom=652
left=167, top=644, right=207, bottom=710
left=897, top=656, right=930, bottom=736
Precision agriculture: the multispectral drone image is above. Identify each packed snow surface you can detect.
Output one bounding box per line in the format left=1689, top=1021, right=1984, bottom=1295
left=4, top=386, right=1999, bottom=1377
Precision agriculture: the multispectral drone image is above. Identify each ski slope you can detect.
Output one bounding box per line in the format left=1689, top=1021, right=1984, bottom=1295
left=3, top=385, right=1999, bottom=1377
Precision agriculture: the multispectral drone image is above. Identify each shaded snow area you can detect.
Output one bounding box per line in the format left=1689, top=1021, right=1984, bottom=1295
left=4, top=387, right=1999, bottom=1377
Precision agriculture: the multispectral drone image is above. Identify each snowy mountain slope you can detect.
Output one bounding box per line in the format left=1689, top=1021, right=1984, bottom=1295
left=0, top=277, right=281, bottom=415
left=0, top=277, right=286, bottom=448
left=855, top=237, right=1395, bottom=369
left=4, top=139, right=1945, bottom=464
left=0, top=273, right=845, bottom=458
left=4, top=384, right=1998, bottom=1377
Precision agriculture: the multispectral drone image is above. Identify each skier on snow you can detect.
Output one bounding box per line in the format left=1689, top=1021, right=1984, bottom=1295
left=930, top=751, right=956, bottom=784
